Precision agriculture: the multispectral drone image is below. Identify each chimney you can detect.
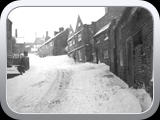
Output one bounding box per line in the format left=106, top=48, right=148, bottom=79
left=15, top=29, right=18, bottom=38
left=46, top=31, right=48, bottom=37
left=59, top=27, right=64, bottom=32
left=105, top=7, right=108, bottom=14
left=91, top=22, right=97, bottom=34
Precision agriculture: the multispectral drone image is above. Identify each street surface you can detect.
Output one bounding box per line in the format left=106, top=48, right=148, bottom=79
left=7, top=54, right=152, bottom=113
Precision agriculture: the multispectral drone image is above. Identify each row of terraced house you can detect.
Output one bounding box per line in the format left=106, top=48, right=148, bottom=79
left=38, top=7, right=153, bottom=97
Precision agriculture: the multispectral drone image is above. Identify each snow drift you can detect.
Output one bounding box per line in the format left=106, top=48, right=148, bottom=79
left=7, top=54, right=152, bottom=113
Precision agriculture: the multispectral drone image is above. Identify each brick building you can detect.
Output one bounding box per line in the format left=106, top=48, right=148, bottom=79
left=114, top=7, right=153, bottom=96
left=38, top=28, right=69, bottom=57
left=92, top=7, right=125, bottom=64
left=67, top=15, right=92, bottom=62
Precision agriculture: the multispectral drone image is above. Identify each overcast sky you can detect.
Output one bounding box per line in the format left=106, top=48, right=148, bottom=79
left=8, top=7, right=105, bottom=43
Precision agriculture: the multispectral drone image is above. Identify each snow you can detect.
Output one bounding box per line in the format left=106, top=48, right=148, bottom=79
left=7, top=54, right=152, bottom=113
left=7, top=66, right=20, bottom=74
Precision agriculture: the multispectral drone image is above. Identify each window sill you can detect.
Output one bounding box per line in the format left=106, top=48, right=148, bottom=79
left=103, top=57, right=109, bottom=59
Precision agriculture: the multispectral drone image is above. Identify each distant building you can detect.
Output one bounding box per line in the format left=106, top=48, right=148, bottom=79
left=28, top=37, right=45, bottom=53
left=38, top=28, right=69, bottom=57
left=34, top=37, right=45, bottom=48
left=45, top=31, right=50, bottom=41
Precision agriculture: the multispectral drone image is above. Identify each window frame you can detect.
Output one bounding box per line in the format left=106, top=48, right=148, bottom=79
left=104, top=34, right=109, bottom=41
left=77, top=32, right=82, bottom=42
left=72, top=38, right=75, bottom=45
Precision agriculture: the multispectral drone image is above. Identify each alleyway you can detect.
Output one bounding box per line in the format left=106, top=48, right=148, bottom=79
left=7, top=54, right=152, bottom=113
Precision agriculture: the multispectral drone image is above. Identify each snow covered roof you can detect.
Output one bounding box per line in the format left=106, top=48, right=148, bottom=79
left=94, top=22, right=111, bottom=37
left=39, top=29, right=66, bottom=48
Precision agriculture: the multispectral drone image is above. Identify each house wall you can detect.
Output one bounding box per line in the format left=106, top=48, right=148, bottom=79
left=68, top=25, right=92, bottom=63
left=54, top=28, right=69, bottom=55
left=115, top=7, right=153, bottom=92
left=67, top=36, right=76, bottom=54
left=38, top=29, right=69, bottom=57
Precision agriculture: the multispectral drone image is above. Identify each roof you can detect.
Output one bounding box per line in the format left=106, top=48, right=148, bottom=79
left=34, top=38, right=45, bottom=45
left=94, top=22, right=111, bottom=37
left=39, top=28, right=68, bottom=48
left=68, top=25, right=75, bottom=41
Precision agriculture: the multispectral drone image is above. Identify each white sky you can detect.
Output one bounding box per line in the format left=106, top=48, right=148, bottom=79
left=8, top=7, right=105, bottom=43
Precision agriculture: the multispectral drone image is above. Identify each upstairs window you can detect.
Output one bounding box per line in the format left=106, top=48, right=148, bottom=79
left=70, top=30, right=73, bottom=34
left=72, top=38, right=75, bottom=45
left=78, top=22, right=81, bottom=27
left=69, top=40, right=73, bottom=47
left=78, top=33, right=82, bottom=41
left=95, top=38, right=100, bottom=44
left=133, top=30, right=142, bottom=49
left=104, top=34, right=109, bottom=41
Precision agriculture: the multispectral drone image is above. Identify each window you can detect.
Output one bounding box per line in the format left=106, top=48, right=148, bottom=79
left=104, top=34, right=109, bottom=41
left=78, top=22, right=81, bottom=27
left=133, top=30, right=142, bottom=48
left=50, top=42, right=53, bottom=46
left=103, top=50, right=109, bottom=59
left=72, top=38, right=75, bottom=45
left=78, top=50, right=82, bottom=61
left=96, top=38, right=100, bottom=44
left=69, top=40, right=73, bottom=47
left=78, top=33, right=82, bottom=41
left=120, top=50, right=123, bottom=66
left=70, top=30, right=72, bottom=34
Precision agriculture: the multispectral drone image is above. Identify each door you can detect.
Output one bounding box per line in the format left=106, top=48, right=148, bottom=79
left=126, top=37, right=134, bottom=87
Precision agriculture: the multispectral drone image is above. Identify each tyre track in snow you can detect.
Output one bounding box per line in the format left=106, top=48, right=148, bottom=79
left=34, top=68, right=72, bottom=113
left=7, top=68, right=59, bottom=113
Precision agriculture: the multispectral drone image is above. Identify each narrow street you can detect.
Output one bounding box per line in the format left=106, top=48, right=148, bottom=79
left=7, top=54, right=152, bottom=113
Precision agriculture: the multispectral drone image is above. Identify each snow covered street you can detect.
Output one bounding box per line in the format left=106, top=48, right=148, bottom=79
left=7, top=54, right=152, bottom=113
